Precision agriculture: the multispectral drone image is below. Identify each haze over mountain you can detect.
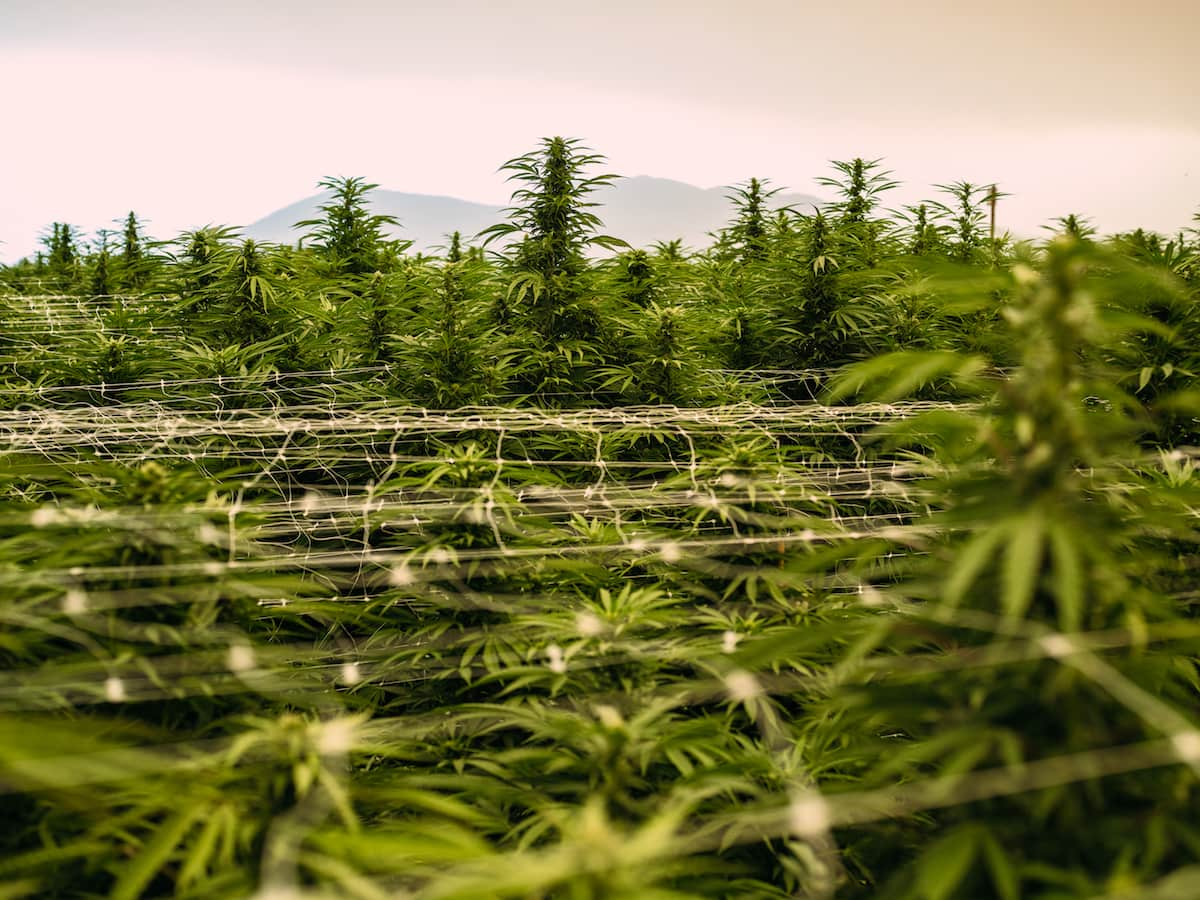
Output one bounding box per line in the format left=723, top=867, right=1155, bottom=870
left=245, top=176, right=825, bottom=254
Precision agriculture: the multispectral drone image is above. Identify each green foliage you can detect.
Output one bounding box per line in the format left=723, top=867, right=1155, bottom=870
left=818, top=158, right=897, bottom=228
left=613, top=249, right=660, bottom=308
left=43, top=222, right=78, bottom=271
left=724, top=178, right=780, bottom=265
left=121, top=211, right=142, bottom=269
left=390, top=255, right=507, bottom=405
left=1, top=138, right=1198, bottom=900
left=297, top=176, right=402, bottom=277
left=821, top=238, right=1200, bottom=898
left=482, top=136, right=625, bottom=347
left=219, top=239, right=284, bottom=344
left=88, top=230, right=113, bottom=297
left=932, top=182, right=990, bottom=263
left=900, top=204, right=948, bottom=258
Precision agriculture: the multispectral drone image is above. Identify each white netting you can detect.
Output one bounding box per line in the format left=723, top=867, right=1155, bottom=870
left=1, top=290, right=1196, bottom=897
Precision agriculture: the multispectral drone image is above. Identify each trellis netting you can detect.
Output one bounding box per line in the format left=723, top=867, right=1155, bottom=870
left=1, top=272, right=1199, bottom=900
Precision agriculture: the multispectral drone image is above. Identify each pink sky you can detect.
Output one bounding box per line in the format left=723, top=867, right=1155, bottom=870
left=2, top=0, right=1196, bottom=260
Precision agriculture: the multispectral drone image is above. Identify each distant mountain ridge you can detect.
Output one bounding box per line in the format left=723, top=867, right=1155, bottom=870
left=244, top=176, right=825, bottom=254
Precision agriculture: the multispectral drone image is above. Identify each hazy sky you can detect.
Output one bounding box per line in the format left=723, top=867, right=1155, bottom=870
left=2, top=0, right=1197, bottom=260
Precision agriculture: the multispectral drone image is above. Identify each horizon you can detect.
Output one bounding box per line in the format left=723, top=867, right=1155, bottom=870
left=4, top=163, right=1197, bottom=264
left=1, top=171, right=829, bottom=262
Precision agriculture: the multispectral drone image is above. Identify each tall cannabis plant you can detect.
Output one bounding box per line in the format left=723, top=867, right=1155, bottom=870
left=297, top=176, right=400, bottom=277
left=775, top=210, right=864, bottom=369
left=818, top=158, right=897, bottom=228
left=88, top=229, right=113, bottom=298
left=818, top=237, right=1200, bottom=898
left=481, top=136, right=624, bottom=344
left=933, top=182, right=989, bottom=263
left=391, top=253, right=504, bottom=405
left=117, top=210, right=150, bottom=289
left=724, top=177, right=780, bottom=265
left=818, top=158, right=898, bottom=269
left=40, top=222, right=79, bottom=291
left=215, top=239, right=285, bottom=345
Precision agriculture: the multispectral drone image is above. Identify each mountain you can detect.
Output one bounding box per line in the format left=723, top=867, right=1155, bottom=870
left=243, top=176, right=824, bottom=254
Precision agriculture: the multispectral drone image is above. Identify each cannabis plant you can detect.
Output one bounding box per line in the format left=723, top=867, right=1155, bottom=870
left=296, top=176, right=401, bottom=277
left=818, top=237, right=1200, bottom=898
left=481, top=137, right=624, bottom=343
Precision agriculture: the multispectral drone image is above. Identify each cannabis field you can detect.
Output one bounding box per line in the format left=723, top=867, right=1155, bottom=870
left=2, top=138, right=1200, bottom=899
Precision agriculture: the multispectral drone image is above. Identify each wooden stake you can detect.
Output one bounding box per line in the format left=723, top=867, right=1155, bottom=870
left=988, top=184, right=998, bottom=246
